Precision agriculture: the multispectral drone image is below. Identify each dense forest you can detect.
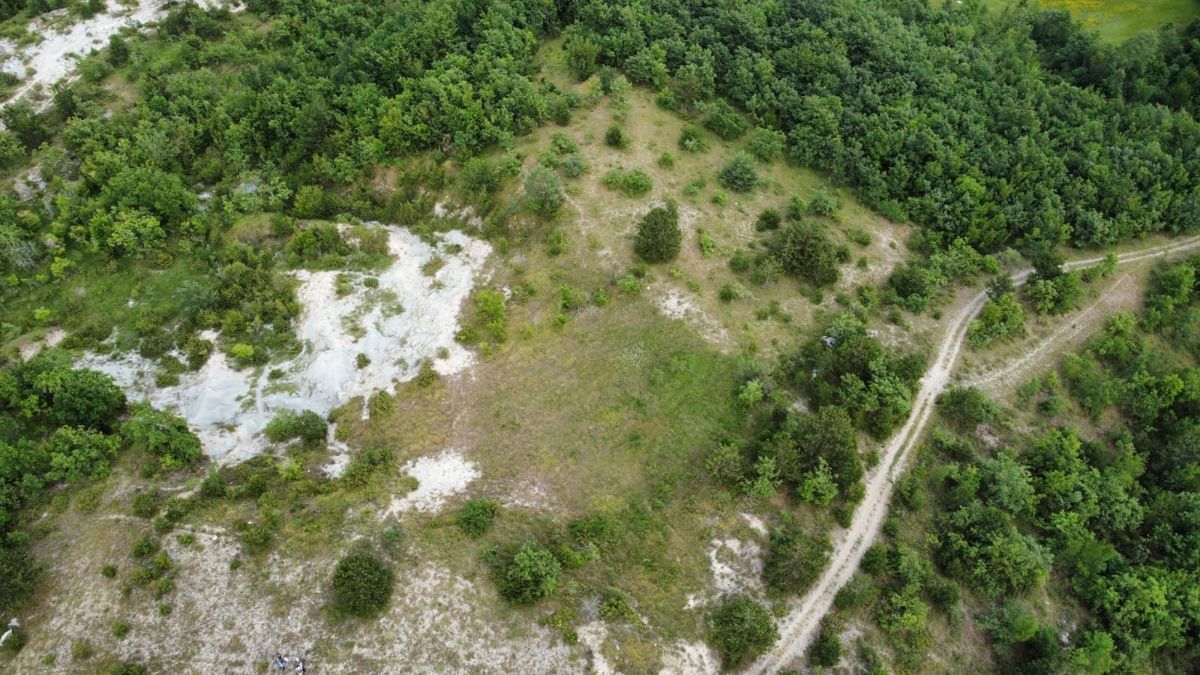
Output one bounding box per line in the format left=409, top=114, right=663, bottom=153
left=814, top=255, right=1200, bottom=672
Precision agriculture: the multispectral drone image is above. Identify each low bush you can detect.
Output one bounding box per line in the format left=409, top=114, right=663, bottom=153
left=331, top=553, right=395, bottom=617
left=457, top=499, right=498, bottom=538
left=264, top=410, right=327, bottom=445
left=709, top=596, right=778, bottom=668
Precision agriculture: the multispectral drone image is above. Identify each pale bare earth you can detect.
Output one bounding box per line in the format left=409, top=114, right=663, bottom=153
left=748, top=235, right=1200, bottom=673
left=1, top=0, right=233, bottom=110
left=80, top=225, right=491, bottom=465
left=12, top=525, right=581, bottom=673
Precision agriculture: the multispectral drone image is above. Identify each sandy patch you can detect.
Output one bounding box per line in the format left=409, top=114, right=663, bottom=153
left=18, top=327, right=66, bottom=360
left=80, top=224, right=491, bottom=463
left=707, top=537, right=763, bottom=597
left=740, top=513, right=767, bottom=538
left=577, top=621, right=616, bottom=675
left=384, top=450, right=480, bottom=516
left=654, top=285, right=730, bottom=349
left=12, top=517, right=580, bottom=673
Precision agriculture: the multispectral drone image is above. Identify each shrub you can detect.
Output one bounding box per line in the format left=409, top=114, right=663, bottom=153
left=457, top=499, right=498, bottom=538
left=46, top=369, right=126, bottom=431
left=678, top=125, right=708, bottom=152
left=709, top=597, right=778, bottom=668
left=498, top=542, right=561, bottom=604
left=524, top=165, right=564, bottom=218
left=701, top=99, right=747, bottom=140
left=769, top=221, right=839, bottom=286
left=45, top=426, right=121, bottom=483
left=122, top=404, right=202, bottom=471
left=559, top=154, right=586, bottom=178
left=264, top=410, right=327, bottom=445
left=101, top=564, right=117, bottom=578
left=199, top=471, right=226, bottom=498
left=747, top=127, right=786, bottom=162
left=755, top=209, right=781, bottom=232
left=808, top=622, right=842, bottom=667
left=604, top=125, right=628, bottom=148
left=331, top=553, right=395, bottom=617
left=807, top=188, right=840, bottom=217
left=763, top=524, right=830, bottom=594
left=112, top=619, right=130, bottom=639
left=601, top=168, right=652, bottom=197
left=634, top=201, right=682, bottom=263
left=718, top=153, right=758, bottom=193
left=131, top=490, right=161, bottom=519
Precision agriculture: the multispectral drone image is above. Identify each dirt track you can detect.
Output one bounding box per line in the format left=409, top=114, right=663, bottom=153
left=747, top=235, right=1200, bottom=674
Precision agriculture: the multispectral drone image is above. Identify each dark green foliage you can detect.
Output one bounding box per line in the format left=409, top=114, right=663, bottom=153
left=969, top=292, right=1026, bottom=347
left=755, top=209, right=781, bottom=232
left=746, top=127, right=786, bottom=162
left=786, top=313, right=922, bottom=438
left=768, top=221, right=840, bottom=286
left=342, top=447, right=394, bottom=488
left=678, top=125, right=708, bottom=152
left=604, top=125, right=628, bottom=148
left=525, top=165, right=564, bottom=218
left=331, top=553, right=394, bottom=617
left=131, top=490, right=161, bottom=519
left=45, top=426, right=121, bottom=483
left=701, top=99, right=747, bottom=140
left=42, top=369, right=127, bottom=432
left=808, top=621, right=842, bottom=667
left=497, top=541, right=560, bottom=604
left=263, top=410, right=326, bottom=446
left=937, top=387, right=998, bottom=429
left=122, top=405, right=201, bottom=472
left=761, top=406, right=861, bottom=494
left=601, top=168, right=652, bottom=197
left=708, top=596, right=778, bottom=668
left=762, top=523, right=830, bottom=594
left=287, top=223, right=350, bottom=264
left=457, top=499, right=498, bottom=538
left=634, top=201, right=681, bottom=264
left=717, top=153, right=758, bottom=193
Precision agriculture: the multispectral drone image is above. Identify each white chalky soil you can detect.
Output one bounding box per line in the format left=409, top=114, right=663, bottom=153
left=80, top=225, right=491, bottom=465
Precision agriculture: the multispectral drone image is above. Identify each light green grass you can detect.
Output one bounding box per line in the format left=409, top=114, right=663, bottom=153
left=990, top=0, right=1200, bottom=42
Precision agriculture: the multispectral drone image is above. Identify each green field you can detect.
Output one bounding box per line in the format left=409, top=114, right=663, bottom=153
left=992, top=0, right=1200, bottom=42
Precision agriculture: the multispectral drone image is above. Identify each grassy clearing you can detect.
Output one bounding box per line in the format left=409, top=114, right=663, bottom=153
left=988, top=0, right=1200, bottom=42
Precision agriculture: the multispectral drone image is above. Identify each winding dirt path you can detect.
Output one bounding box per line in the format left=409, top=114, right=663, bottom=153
left=746, top=235, right=1200, bottom=674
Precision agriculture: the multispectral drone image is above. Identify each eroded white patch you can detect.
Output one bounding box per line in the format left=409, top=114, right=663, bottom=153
left=385, top=449, right=480, bottom=515
left=740, top=513, right=768, bottom=538
left=18, top=327, right=66, bottom=360
left=707, top=537, right=763, bottom=597
left=577, top=621, right=616, bottom=675
left=80, top=225, right=490, bottom=463
left=654, top=286, right=730, bottom=348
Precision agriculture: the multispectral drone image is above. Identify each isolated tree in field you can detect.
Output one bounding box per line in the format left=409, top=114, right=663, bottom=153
left=634, top=201, right=682, bottom=263
left=331, top=553, right=394, bottom=617
left=709, top=596, right=778, bottom=668
left=524, top=165, right=563, bottom=218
